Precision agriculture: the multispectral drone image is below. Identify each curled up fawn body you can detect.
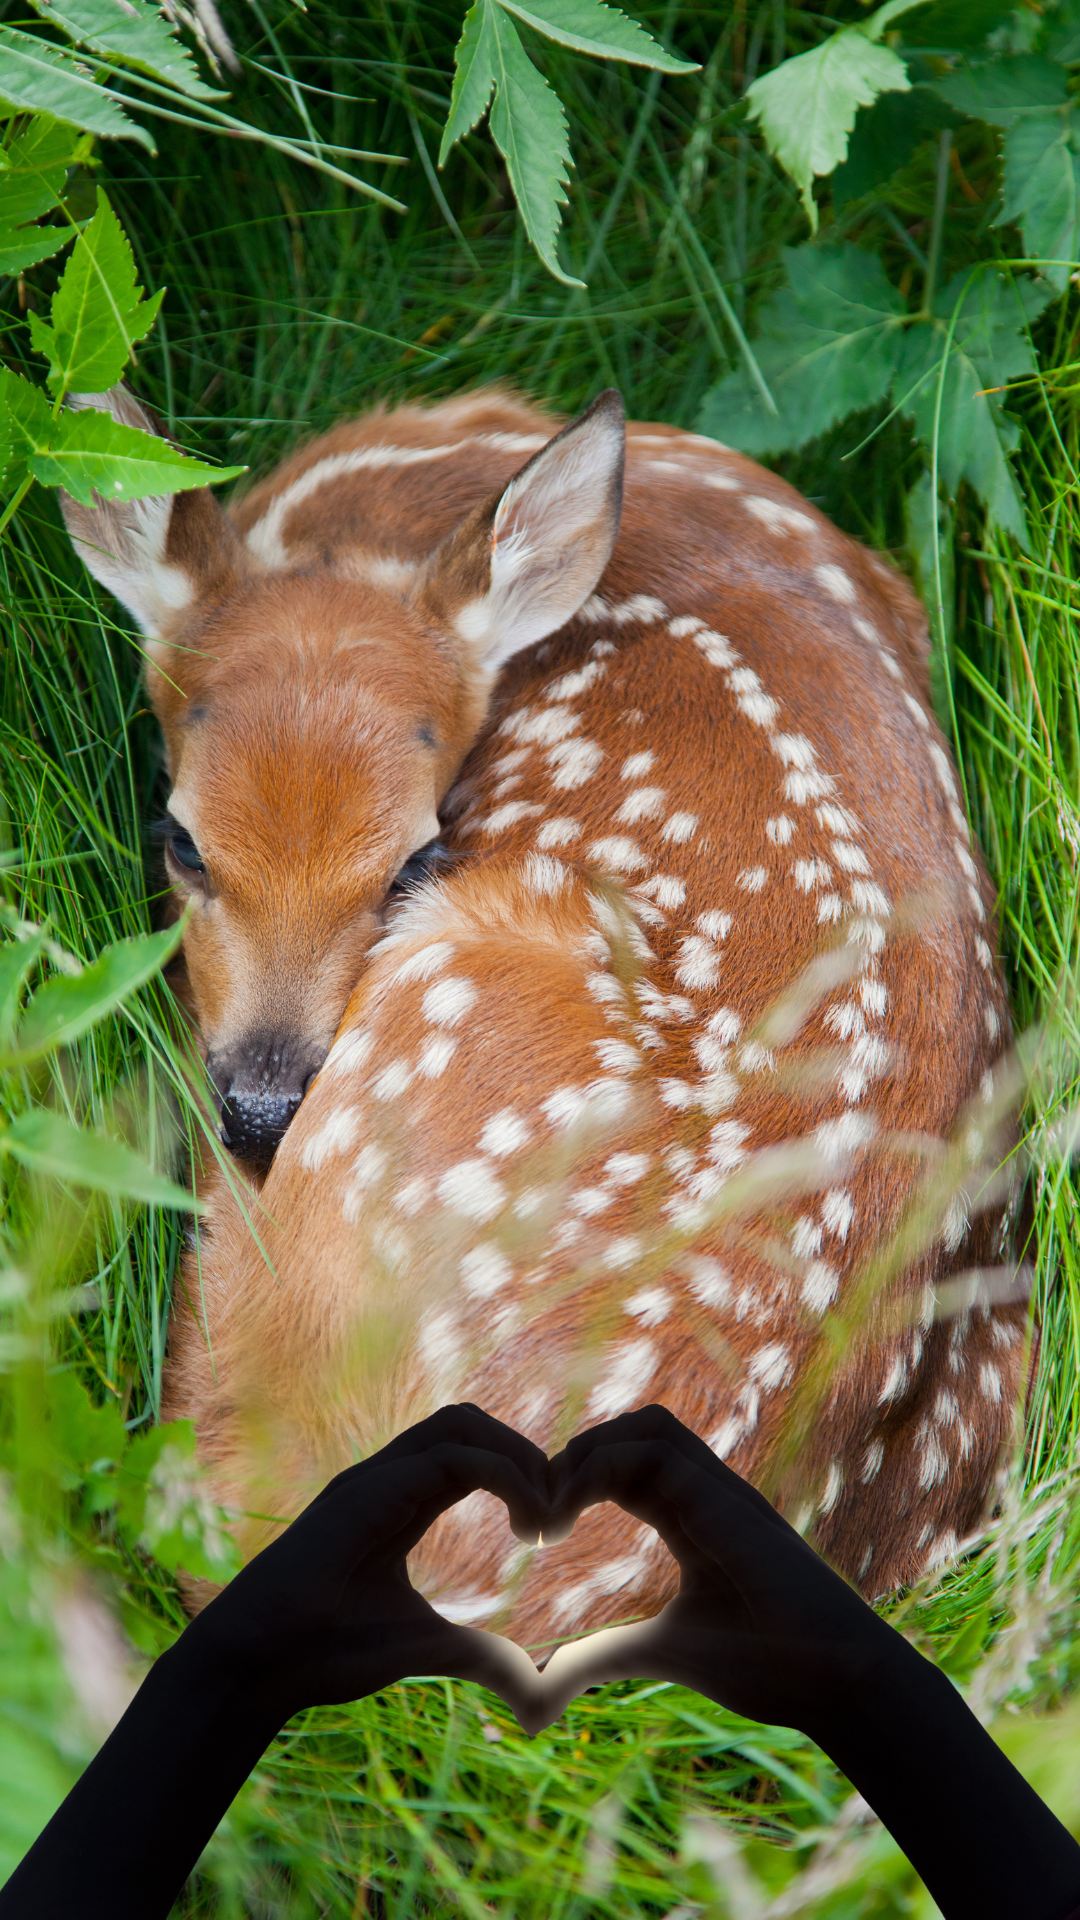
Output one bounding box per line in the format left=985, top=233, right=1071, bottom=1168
left=61, top=385, right=1024, bottom=1647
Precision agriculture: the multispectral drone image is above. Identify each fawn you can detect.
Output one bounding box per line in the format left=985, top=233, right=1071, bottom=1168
left=61, top=385, right=1024, bottom=1645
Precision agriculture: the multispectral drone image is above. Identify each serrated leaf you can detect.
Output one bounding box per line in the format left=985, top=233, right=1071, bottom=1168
left=0, top=1109, right=200, bottom=1208
left=998, top=108, right=1080, bottom=289
left=0, top=116, right=82, bottom=275
left=497, top=0, right=696, bottom=72
left=832, top=85, right=958, bottom=208
left=0, top=375, right=246, bottom=505
left=27, top=0, right=223, bottom=101
left=4, top=920, right=183, bottom=1067
left=441, top=0, right=581, bottom=285
left=934, top=54, right=1068, bottom=128
left=27, top=188, right=164, bottom=398
left=697, top=244, right=906, bottom=455
left=439, top=0, right=499, bottom=160
left=0, top=26, right=153, bottom=147
left=117, top=1421, right=240, bottom=1581
left=489, top=9, right=581, bottom=284
left=897, top=271, right=1054, bottom=546
left=745, top=6, right=915, bottom=228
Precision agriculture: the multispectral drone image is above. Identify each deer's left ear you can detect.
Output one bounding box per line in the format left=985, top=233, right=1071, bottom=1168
left=414, top=389, right=625, bottom=673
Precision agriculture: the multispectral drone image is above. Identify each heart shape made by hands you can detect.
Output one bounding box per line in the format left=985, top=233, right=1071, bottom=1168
left=453, top=1601, right=676, bottom=1739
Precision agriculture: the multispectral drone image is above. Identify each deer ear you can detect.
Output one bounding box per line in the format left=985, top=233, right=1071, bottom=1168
left=415, top=389, right=625, bottom=672
left=58, top=386, right=247, bottom=640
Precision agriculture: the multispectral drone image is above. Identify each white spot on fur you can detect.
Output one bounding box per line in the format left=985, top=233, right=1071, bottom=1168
left=737, top=865, right=768, bottom=892
left=460, top=1244, right=513, bottom=1298
left=615, top=786, right=666, bottom=825
left=588, top=835, right=648, bottom=874
left=766, top=815, right=794, bottom=845
left=372, top=1059, right=412, bottom=1101
left=480, top=1109, right=531, bottom=1157
left=815, top=563, right=856, bottom=604
left=524, top=853, right=568, bottom=895
left=743, top=495, right=815, bottom=536
left=536, top=816, right=581, bottom=849
left=299, top=1106, right=361, bottom=1171
left=422, top=977, right=478, bottom=1027
left=547, top=738, right=604, bottom=788
left=662, top=812, right=699, bottom=844
left=621, top=751, right=656, bottom=778
left=802, top=1262, right=839, bottom=1313
left=684, top=1257, right=731, bottom=1308
left=588, top=1337, right=658, bottom=1416
left=624, top=1285, right=671, bottom=1325
left=822, top=1189, right=854, bottom=1240
left=748, top=1343, right=792, bottom=1391
left=417, top=1034, right=457, bottom=1078
left=437, top=1158, right=506, bottom=1222
left=391, top=942, right=456, bottom=985
left=675, top=936, right=722, bottom=990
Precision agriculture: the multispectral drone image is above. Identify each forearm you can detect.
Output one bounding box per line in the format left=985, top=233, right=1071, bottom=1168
left=0, top=1628, right=287, bottom=1920
left=811, top=1640, right=1080, bottom=1920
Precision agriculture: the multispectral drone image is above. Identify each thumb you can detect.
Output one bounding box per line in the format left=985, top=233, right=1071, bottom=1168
left=531, top=1617, right=673, bottom=1734
left=432, top=1624, right=551, bottom=1737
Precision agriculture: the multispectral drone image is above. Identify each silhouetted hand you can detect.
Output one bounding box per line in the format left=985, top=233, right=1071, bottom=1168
left=537, top=1402, right=886, bottom=1739
left=190, top=1402, right=551, bottom=1725
left=538, top=1405, right=1080, bottom=1920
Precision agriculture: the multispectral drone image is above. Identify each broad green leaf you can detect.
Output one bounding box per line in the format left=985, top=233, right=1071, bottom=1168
left=497, top=0, right=695, bottom=72
left=0, top=932, right=48, bottom=1046
left=0, top=115, right=83, bottom=277
left=998, top=108, right=1080, bottom=289
left=0, top=26, right=152, bottom=147
left=0, top=365, right=53, bottom=495
left=934, top=54, right=1068, bottom=127
left=897, top=271, right=1054, bottom=547
left=745, top=4, right=919, bottom=228
left=27, top=189, right=164, bottom=398
left=697, top=244, right=905, bottom=456
left=117, top=1421, right=241, bottom=1581
left=442, top=0, right=581, bottom=285
left=27, top=0, right=224, bottom=101
left=900, top=0, right=1016, bottom=50
left=832, top=85, right=958, bottom=208
left=43, top=1369, right=126, bottom=1504
left=904, top=470, right=955, bottom=732
left=0, top=375, right=246, bottom=505
left=4, top=920, right=183, bottom=1067
left=0, top=1109, right=200, bottom=1209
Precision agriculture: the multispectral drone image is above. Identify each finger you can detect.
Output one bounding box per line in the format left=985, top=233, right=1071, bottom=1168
left=429, top=1626, right=552, bottom=1737
left=547, top=1438, right=777, bottom=1578
left=330, top=1406, right=551, bottom=1516
left=547, top=1405, right=783, bottom=1537
left=536, top=1618, right=674, bottom=1732
left=329, top=1440, right=549, bottom=1552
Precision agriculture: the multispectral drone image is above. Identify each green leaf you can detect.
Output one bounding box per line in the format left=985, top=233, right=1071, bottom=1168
left=745, top=2, right=919, bottom=228
left=697, top=244, right=906, bottom=456
left=439, top=0, right=499, bottom=160
left=899, top=0, right=1016, bottom=50
left=0, top=1109, right=200, bottom=1208
left=934, top=54, right=1068, bottom=127
left=832, top=85, right=959, bottom=208
left=27, top=0, right=224, bottom=101
left=0, top=370, right=245, bottom=506
left=27, top=188, right=164, bottom=399
left=0, top=932, right=48, bottom=1048
left=0, top=115, right=82, bottom=278
left=43, top=1369, right=126, bottom=1504
left=117, top=1421, right=241, bottom=1582
left=4, top=920, right=183, bottom=1067
left=0, top=26, right=153, bottom=147
left=896, top=271, right=1054, bottom=546
left=441, top=0, right=581, bottom=285
left=998, top=108, right=1080, bottom=289
left=904, top=470, right=955, bottom=732
left=496, top=0, right=696, bottom=72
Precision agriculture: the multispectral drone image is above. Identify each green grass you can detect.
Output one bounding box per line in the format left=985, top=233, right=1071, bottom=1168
left=3, top=1, right=1080, bottom=1913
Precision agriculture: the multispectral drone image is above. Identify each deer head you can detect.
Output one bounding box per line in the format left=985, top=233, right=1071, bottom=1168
left=60, top=388, right=626, bottom=1169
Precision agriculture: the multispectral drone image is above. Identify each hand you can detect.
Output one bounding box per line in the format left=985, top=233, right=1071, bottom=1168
left=188, top=1403, right=552, bottom=1727
left=535, top=1404, right=893, bottom=1741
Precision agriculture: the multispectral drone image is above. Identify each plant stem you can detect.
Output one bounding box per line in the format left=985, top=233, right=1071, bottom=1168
left=0, top=477, right=34, bottom=541
left=921, top=130, right=952, bottom=316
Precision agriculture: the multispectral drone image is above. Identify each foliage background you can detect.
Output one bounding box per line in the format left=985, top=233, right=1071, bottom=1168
left=2, top=0, right=1080, bottom=1913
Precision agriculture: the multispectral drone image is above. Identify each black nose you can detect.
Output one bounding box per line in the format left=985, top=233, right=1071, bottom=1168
left=218, top=1088, right=304, bottom=1171
left=207, top=1033, right=326, bottom=1173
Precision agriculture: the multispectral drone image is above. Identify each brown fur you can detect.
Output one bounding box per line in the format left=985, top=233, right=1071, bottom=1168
left=64, top=389, right=1023, bottom=1647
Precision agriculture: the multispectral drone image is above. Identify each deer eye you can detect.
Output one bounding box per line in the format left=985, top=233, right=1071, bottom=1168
left=389, top=838, right=453, bottom=898
left=165, top=819, right=205, bottom=875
